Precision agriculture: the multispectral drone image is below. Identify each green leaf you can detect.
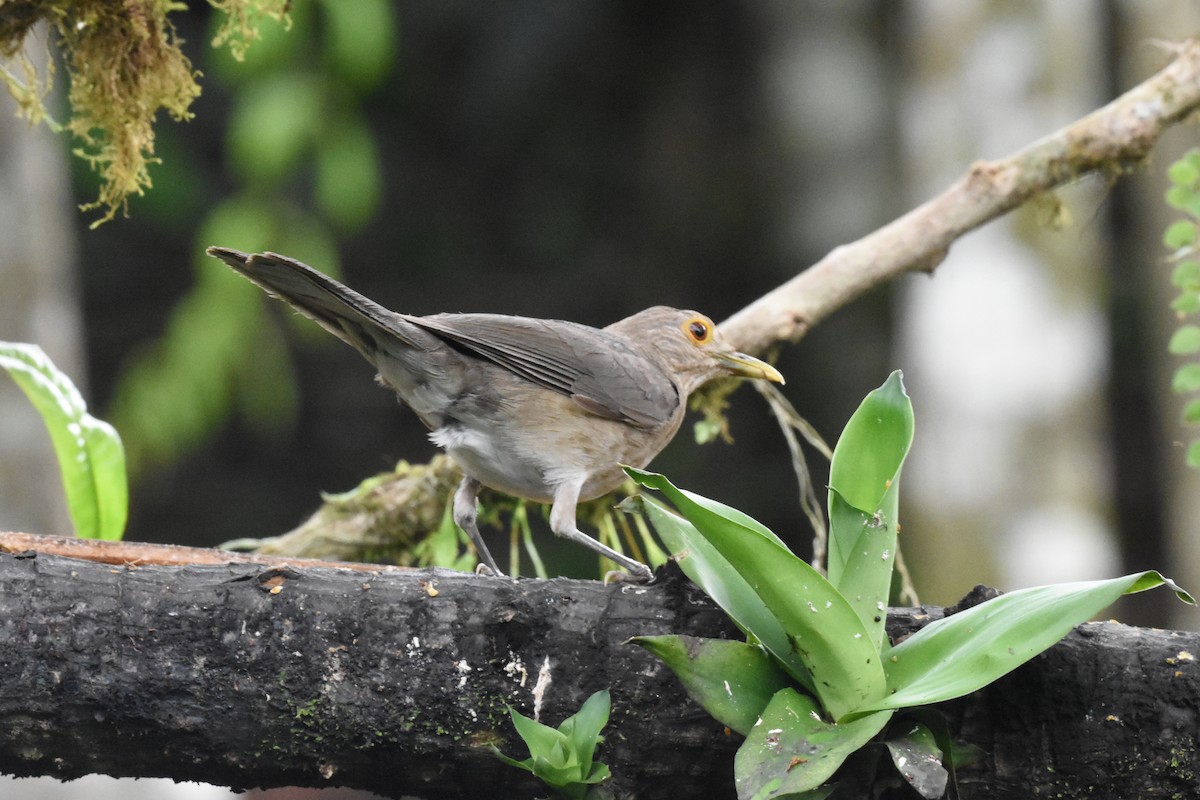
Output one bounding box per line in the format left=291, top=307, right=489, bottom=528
left=228, top=73, right=324, bottom=184
left=1172, top=260, right=1200, bottom=289
left=631, top=494, right=815, bottom=694
left=1164, top=220, right=1197, bottom=250
left=1169, top=326, right=1200, bottom=355
left=857, top=571, right=1193, bottom=714
left=828, top=371, right=914, bottom=513
left=628, top=469, right=886, bottom=720
left=630, top=635, right=793, bottom=736
left=1173, top=291, right=1200, bottom=316
left=508, top=707, right=568, bottom=766
left=734, top=688, right=892, bottom=799
left=0, top=343, right=128, bottom=540
left=827, top=370, right=913, bottom=648
left=1183, top=400, right=1200, bottom=425
left=1169, top=158, right=1200, bottom=187
left=315, top=116, right=383, bottom=232
left=1188, top=439, right=1200, bottom=469
left=1166, top=184, right=1200, bottom=213
left=885, top=722, right=947, bottom=799
left=494, top=693, right=611, bottom=795
left=1173, top=364, right=1200, bottom=394
left=318, top=0, right=396, bottom=90
left=564, top=690, right=609, bottom=780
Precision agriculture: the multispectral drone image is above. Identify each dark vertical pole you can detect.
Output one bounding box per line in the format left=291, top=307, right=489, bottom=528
left=1099, top=2, right=1171, bottom=626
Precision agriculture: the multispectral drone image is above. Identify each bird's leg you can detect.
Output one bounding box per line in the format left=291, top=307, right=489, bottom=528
left=452, top=476, right=506, bottom=577
left=549, top=481, right=653, bottom=582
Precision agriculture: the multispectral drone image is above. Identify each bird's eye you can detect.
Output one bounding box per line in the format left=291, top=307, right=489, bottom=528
left=684, top=317, right=712, bottom=344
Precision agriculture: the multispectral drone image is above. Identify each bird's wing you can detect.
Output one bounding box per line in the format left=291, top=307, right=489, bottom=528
left=409, top=313, right=680, bottom=428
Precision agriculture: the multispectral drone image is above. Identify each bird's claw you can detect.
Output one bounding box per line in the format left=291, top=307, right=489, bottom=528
left=603, top=566, right=655, bottom=586
left=474, top=562, right=509, bottom=579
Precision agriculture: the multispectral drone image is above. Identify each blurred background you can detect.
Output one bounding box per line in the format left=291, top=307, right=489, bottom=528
left=2, top=1, right=1200, bottom=795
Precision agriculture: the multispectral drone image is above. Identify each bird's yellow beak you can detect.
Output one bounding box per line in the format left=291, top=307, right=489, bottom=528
left=717, top=351, right=785, bottom=385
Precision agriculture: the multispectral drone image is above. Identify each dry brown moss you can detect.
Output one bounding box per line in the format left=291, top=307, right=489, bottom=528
left=0, top=0, right=288, bottom=226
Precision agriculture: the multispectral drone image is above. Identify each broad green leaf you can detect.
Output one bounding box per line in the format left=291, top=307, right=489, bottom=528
left=1169, top=325, right=1200, bottom=355
left=630, top=635, right=792, bottom=736
left=827, top=370, right=913, bottom=650
left=885, top=722, right=947, bottom=799
left=630, top=494, right=814, bottom=693
left=564, top=690, right=609, bottom=779
left=858, top=571, right=1194, bottom=714
left=628, top=469, right=886, bottom=720
left=828, top=371, right=913, bottom=514
left=507, top=707, right=568, bottom=765
left=681, top=488, right=791, bottom=549
left=0, top=343, right=127, bottom=540
left=735, top=688, right=892, bottom=799
left=827, top=485, right=900, bottom=653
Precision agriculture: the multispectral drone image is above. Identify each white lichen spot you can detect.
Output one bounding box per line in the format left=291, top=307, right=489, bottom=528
left=503, top=654, right=529, bottom=687
left=532, top=656, right=553, bottom=722
left=456, top=659, right=472, bottom=689
left=1178, top=651, right=1195, bottom=662
left=896, top=756, right=907, bottom=769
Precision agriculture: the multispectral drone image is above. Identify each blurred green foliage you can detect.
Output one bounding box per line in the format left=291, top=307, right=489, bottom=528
left=108, top=0, right=395, bottom=477
left=1163, top=149, right=1200, bottom=468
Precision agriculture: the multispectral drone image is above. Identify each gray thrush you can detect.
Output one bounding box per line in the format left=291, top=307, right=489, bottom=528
left=207, top=247, right=784, bottom=580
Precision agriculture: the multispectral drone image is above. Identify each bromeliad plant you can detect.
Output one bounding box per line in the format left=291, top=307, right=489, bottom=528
left=491, top=689, right=612, bottom=800
left=626, top=371, right=1193, bottom=799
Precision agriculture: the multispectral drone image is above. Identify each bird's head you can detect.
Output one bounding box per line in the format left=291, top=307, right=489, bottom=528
left=609, top=306, right=784, bottom=397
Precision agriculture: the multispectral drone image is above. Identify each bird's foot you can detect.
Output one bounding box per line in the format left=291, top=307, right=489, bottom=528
left=603, top=564, right=654, bottom=586
left=474, top=562, right=508, bottom=579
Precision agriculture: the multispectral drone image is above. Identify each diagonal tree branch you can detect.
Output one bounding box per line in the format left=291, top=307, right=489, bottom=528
left=720, top=37, right=1200, bottom=354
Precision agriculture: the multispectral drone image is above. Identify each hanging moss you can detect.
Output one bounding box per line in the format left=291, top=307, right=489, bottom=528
left=0, top=0, right=288, bottom=226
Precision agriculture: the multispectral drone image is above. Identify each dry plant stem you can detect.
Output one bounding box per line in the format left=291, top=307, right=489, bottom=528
left=720, top=37, right=1200, bottom=354
left=755, top=381, right=830, bottom=570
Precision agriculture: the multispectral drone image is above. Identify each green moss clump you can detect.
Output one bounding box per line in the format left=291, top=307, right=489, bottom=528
left=0, top=0, right=288, bottom=226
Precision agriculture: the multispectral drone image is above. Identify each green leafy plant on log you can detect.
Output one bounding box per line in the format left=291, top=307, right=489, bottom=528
left=626, top=371, right=1194, bottom=799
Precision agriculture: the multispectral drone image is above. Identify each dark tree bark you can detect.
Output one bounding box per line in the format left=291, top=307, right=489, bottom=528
left=0, top=549, right=1196, bottom=799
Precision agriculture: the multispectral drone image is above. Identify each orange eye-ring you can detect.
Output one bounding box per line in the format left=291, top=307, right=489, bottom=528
left=683, top=316, right=712, bottom=344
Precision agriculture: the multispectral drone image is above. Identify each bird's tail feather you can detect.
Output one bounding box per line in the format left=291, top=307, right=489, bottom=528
left=206, top=247, right=419, bottom=361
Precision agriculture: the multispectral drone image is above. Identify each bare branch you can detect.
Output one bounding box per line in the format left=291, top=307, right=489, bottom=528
left=720, top=37, right=1200, bottom=354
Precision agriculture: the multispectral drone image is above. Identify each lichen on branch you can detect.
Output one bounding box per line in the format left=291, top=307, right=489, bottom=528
left=0, top=0, right=288, bottom=226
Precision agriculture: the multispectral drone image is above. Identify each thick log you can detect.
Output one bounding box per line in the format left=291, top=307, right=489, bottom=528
left=0, top=548, right=1196, bottom=798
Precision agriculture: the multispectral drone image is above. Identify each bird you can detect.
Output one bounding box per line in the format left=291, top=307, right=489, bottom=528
left=207, top=247, right=784, bottom=580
